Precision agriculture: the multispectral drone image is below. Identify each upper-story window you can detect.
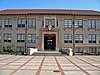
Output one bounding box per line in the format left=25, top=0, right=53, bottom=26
left=64, top=20, right=72, bottom=28
left=4, top=33, right=11, bottom=42
left=88, top=20, right=96, bottom=28
left=98, top=20, right=100, bottom=28
left=64, top=34, right=72, bottom=43
left=45, top=19, right=55, bottom=27
left=75, top=20, right=83, bottom=28
left=17, top=19, right=25, bottom=28
left=0, top=20, right=2, bottom=28
left=75, top=34, right=83, bottom=43
left=44, top=17, right=56, bottom=28
left=4, top=19, right=12, bottom=28
left=28, top=19, right=36, bottom=28
left=88, top=34, right=96, bottom=43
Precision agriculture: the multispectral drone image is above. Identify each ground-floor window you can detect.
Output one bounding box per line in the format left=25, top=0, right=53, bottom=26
left=3, top=46, right=11, bottom=52
left=88, top=47, right=97, bottom=54
left=75, top=47, right=83, bottom=53
left=17, top=47, right=24, bottom=52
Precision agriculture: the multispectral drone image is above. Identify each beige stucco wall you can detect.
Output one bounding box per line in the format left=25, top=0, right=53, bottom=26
left=0, top=14, right=100, bottom=52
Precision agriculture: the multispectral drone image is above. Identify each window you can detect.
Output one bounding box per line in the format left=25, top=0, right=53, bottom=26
left=75, top=20, right=83, bottom=28
left=98, top=20, right=100, bottom=28
left=75, top=34, right=83, bottom=43
left=99, top=34, right=100, bottom=43
left=17, top=47, right=24, bottom=52
left=4, top=33, right=11, bottom=42
left=17, top=34, right=25, bottom=42
left=45, top=19, right=55, bottom=27
left=27, top=34, right=36, bottom=43
left=0, top=20, right=2, bottom=28
left=3, top=46, right=11, bottom=52
left=75, top=47, right=83, bottom=53
left=64, top=34, right=72, bottom=43
left=17, top=19, right=25, bottom=28
left=4, top=19, right=12, bottom=28
left=88, top=47, right=97, bottom=53
left=88, top=20, right=96, bottom=28
left=64, top=20, right=72, bottom=28
left=0, top=34, right=1, bottom=42
left=88, top=34, right=96, bottom=43
left=28, top=19, right=36, bottom=28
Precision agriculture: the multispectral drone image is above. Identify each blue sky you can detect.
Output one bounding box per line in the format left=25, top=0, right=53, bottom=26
left=0, top=0, right=100, bottom=11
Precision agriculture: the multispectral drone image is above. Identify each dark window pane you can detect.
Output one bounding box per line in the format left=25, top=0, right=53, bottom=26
left=4, top=40, right=7, bottom=42
left=22, top=24, right=25, bottom=27
left=21, top=40, right=24, bottom=42
left=18, top=24, right=21, bottom=27
left=8, top=40, right=11, bottom=42
left=5, top=25, right=8, bottom=27
left=9, top=25, right=12, bottom=27
left=93, top=41, right=96, bottom=43
left=17, top=40, right=20, bottom=42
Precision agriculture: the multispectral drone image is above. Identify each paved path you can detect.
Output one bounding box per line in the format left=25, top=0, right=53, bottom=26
left=0, top=55, right=100, bottom=75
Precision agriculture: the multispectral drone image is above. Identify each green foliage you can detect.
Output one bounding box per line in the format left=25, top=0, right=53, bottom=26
left=11, top=41, right=17, bottom=54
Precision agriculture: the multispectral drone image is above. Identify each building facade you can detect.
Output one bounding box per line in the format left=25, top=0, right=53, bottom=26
left=0, top=9, right=100, bottom=55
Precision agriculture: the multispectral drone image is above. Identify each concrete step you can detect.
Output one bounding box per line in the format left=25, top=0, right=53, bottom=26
left=32, top=51, right=62, bottom=56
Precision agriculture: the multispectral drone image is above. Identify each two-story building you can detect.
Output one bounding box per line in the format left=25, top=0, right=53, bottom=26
left=0, top=9, right=100, bottom=55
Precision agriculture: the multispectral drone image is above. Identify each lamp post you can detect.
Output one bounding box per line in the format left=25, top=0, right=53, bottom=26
left=24, top=15, right=27, bottom=55
left=72, top=14, right=75, bottom=55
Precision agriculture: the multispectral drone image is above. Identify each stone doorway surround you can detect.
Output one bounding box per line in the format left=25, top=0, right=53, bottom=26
left=42, top=31, right=59, bottom=51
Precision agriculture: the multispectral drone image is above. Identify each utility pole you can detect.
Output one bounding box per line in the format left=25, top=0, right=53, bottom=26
left=24, top=15, right=27, bottom=55
left=72, top=14, right=75, bottom=55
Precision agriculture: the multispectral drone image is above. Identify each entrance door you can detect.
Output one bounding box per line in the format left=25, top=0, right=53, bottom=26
left=44, top=34, right=56, bottom=51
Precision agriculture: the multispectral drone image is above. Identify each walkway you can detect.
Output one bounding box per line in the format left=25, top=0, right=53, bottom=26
left=0, top=55, right=100, bottom=75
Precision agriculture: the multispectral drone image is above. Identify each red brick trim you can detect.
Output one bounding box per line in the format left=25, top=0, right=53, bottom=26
left=36, top=56, right=45, bottom=75
left=55, top=56, right=65, bottom=75
left=0, top=56, right=14, bottom=61
left=64, top=56, right=91, bottom=75
left=0, top=57, right=23, bottom=69
left=76, top=57, right=100, bottom=69
left=9, top=56, right=34, bottom=75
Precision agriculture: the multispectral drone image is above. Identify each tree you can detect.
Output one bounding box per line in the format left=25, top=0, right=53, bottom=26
left=11, top=41, right=17, bottom=54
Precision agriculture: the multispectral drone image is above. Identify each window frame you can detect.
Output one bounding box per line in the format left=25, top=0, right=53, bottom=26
left=27, top=34, right=36, bottom=43
left=0, top=19, right=2, bottom=28
left=64, top=34, right=72, bottom=43
left=4, top=33, right=11, bottom=42
left=28, top=19, right=36, bottom=28
left=88, top=34, right=96, bottom=43
left=74, top=19, right=83, bottom=28
left=0, top=34, right=1, bottom=42
left=88, top=19, right=96, bottom=28
left=44, top=17, right=56, bottom=28
left=4, top=19, right=12, bottom=28
left=17, top=34, right=25, bottom=42
left=17, top=19, right=25, bottom=28
left=98, top=20, right=100, bottom=28
left=64, top=19, right=72, bottom=28
left=75, top=34, right=83, bottom=43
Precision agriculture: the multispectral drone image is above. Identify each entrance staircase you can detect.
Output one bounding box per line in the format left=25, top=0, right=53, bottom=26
left=32, top=51, right=62, bottom=56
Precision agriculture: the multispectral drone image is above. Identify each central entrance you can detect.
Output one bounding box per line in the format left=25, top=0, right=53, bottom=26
left=44, top=34, right=56, bottom=51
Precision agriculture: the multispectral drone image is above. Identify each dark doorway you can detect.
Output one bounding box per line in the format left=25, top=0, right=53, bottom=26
left=44, top=34, right=56, bottom=51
